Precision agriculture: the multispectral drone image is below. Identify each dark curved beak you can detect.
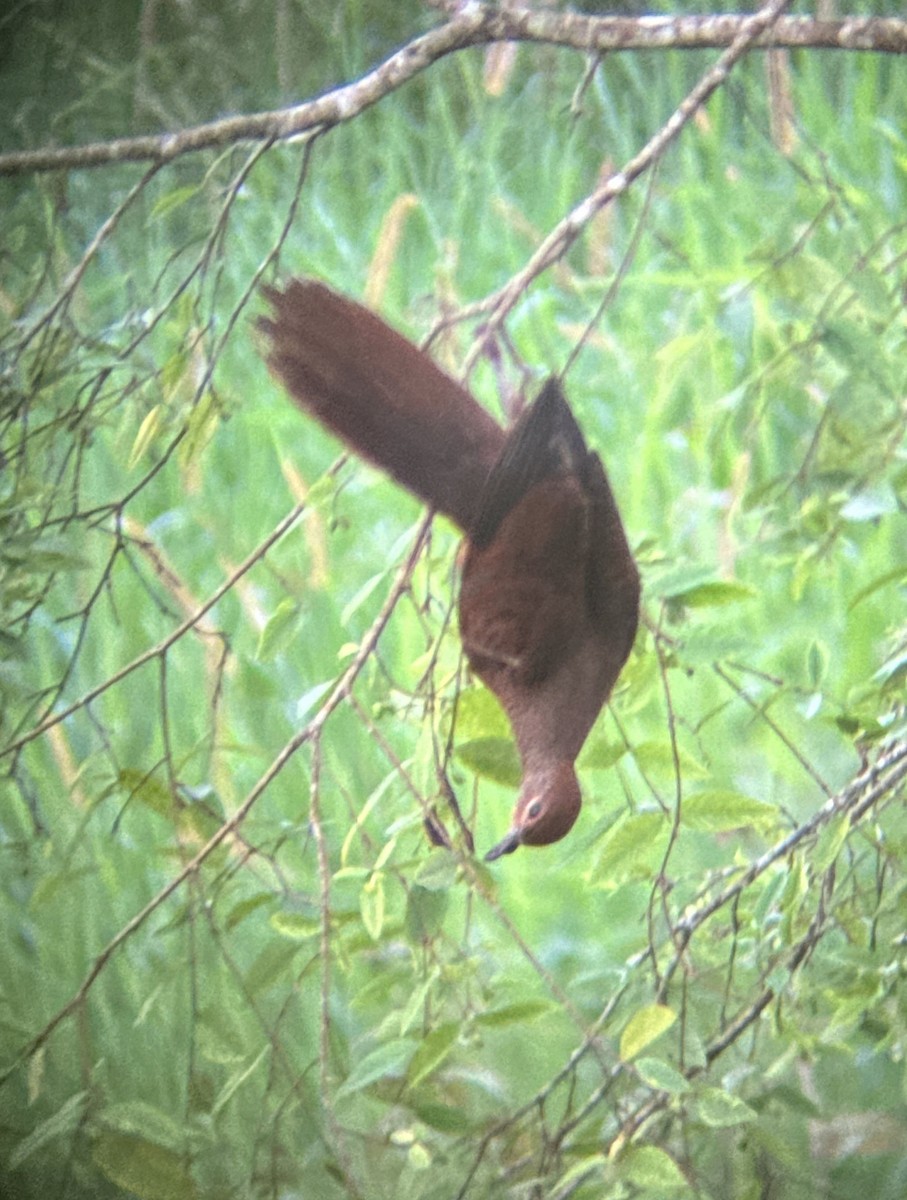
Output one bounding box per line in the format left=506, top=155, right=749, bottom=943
left=484, top=828, right=521, bottom=861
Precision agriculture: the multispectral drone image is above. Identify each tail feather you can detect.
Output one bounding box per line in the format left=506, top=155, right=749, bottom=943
left=259, top=280, right=506, bottom=531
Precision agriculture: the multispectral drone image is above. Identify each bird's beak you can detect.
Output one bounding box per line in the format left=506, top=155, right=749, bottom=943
left=484, top=828, right=522, bottom=861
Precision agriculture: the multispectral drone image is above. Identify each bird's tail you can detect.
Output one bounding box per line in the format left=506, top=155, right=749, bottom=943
left=258, top=279, right=506, bottom=532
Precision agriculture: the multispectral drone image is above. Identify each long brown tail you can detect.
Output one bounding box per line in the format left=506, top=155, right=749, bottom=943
left=258, top=280, right=506, bottom=532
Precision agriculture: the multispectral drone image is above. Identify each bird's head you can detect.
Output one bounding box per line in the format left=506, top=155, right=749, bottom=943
left=484, top=762, right=582, bottom=861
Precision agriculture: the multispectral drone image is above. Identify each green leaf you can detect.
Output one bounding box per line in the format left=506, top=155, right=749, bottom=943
left=414, top=849, right=458, bottom=891
left=295, top=678, right=334, bottom=721
left=551, top=1154, right=607, bottom=1194
left=476, top=1001, right=555, bottom=1028
left=150, top=184, right=201, bottom=218
left=303, top=469, right=340, bottom=510
left=578, top=739, right=628, bottom=770
left=337, top=1039, right=418, bottom=1098
left=620, top=1004, right=676, bottom=1061
left=115, top=768, right=174, bottom=819
left=373, top=837, right=396, bottom=873
left=805, top=639, right=829, bottom=688
left=654, top=565, right=755, bottom=609
left=10, top=1091, right=88, bottom=1169
left=618, top=1144, right=688, bottom=1191
left=780, top=856, right=808, bottom=943
left=682, top=791, right=778, bottom=834
left=270, top=910, right=321, bottom=940
left=342, top=569, right=388, bottom=625
left=454, top=686, right=510, bottom=740
left=1, top=533, right=88, bottom=573
left=635, top=1057, right=690, bottom=1095
left=667, top=580, right=756, bottom=609
left=821, top=317, right=896, bottom=393
left=813, top=814, right=848, bottom=873
left=333, top=866, right=370, bottom=883
left=225, top=892, right=274, bottom=930
left=455, top=736, right=520, bottom=787
left=178, top=389, right=221, bottom=467
left=752, top=870, right=787, bottom=927
left=161, top=343, right=190, bottom=402
left=409, top=1101, right=474, bottom=1134
left=591, top=811, right=665, bottom=884
left=407, top=1022, right=458, bottom=1089
left=679, top=625, right=750, bottom=665
left=97, top=1102, right=185, bottom=1150
left=408, top=1142, right=432, bottom=1170
left=243, top=939, right=300, bottom=994
left=695, top=1087, right=757, bottom=1127
left=92, top=1130, right=197, bottom=1200
left=30, top=866, right=97, bottom=908
left=360, top=873, right=385, bottom=941
left=129, top=405, right=163, bottom=470
left=196, top=1007, right=249, bottom=1065
left=27, top=1046, right=44, bottom=1105
left=404, top=885, right=449, bottom=944
left=633, top=741, right=709, bottom=779
left=398, top=971, right=439, bottom=1035
left=0, top=628, right=27, bottom=660
left=211, top=1046, right=269, bottom=1116
left=256, top=598, right=303, bottom=662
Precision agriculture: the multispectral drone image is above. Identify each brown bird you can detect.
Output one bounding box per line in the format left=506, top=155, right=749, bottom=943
left=258, top=279, right=639, bottom=859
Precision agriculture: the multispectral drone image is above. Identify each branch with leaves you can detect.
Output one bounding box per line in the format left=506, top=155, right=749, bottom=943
left=3, top=1, right=906, bottom=1195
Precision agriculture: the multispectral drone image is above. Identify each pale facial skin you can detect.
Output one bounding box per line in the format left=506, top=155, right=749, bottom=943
left=484, top=763, right=582, bottom=860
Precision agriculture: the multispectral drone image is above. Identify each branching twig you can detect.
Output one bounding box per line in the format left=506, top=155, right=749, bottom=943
left=455, top=734, right=907, bottom=1197
left=0, top=495, right=315, bottom=759
left=0, top=516, right=433, bottom=1084
left=650, top=736, right=907, bottom=1000
left=1, top=11, right=904, bottom=178
left=462, top=0, right=796, bottom=359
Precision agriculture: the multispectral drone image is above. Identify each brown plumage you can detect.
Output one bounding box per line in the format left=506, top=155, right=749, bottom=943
left=258, top=279, right=639, bottom=859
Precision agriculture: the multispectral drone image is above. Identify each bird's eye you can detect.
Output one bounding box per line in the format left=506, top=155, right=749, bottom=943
left=526, top=801, right=543, bottom=821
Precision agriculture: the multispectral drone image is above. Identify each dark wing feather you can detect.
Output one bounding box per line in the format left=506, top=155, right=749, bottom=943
left=469, top=379, right=589, bottom=548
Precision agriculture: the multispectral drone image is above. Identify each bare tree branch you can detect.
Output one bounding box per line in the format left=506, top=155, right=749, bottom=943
left=461, top=0, right=796, bottom=354
left=1, top=10, right=904, bottom=178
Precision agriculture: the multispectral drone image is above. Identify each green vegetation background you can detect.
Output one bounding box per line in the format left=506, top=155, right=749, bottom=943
left=1, top=3, right=906, bottom=1198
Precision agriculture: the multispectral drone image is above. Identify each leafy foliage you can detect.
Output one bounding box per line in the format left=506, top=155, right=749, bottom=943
left=1, top=6, right=906, bottom=1200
